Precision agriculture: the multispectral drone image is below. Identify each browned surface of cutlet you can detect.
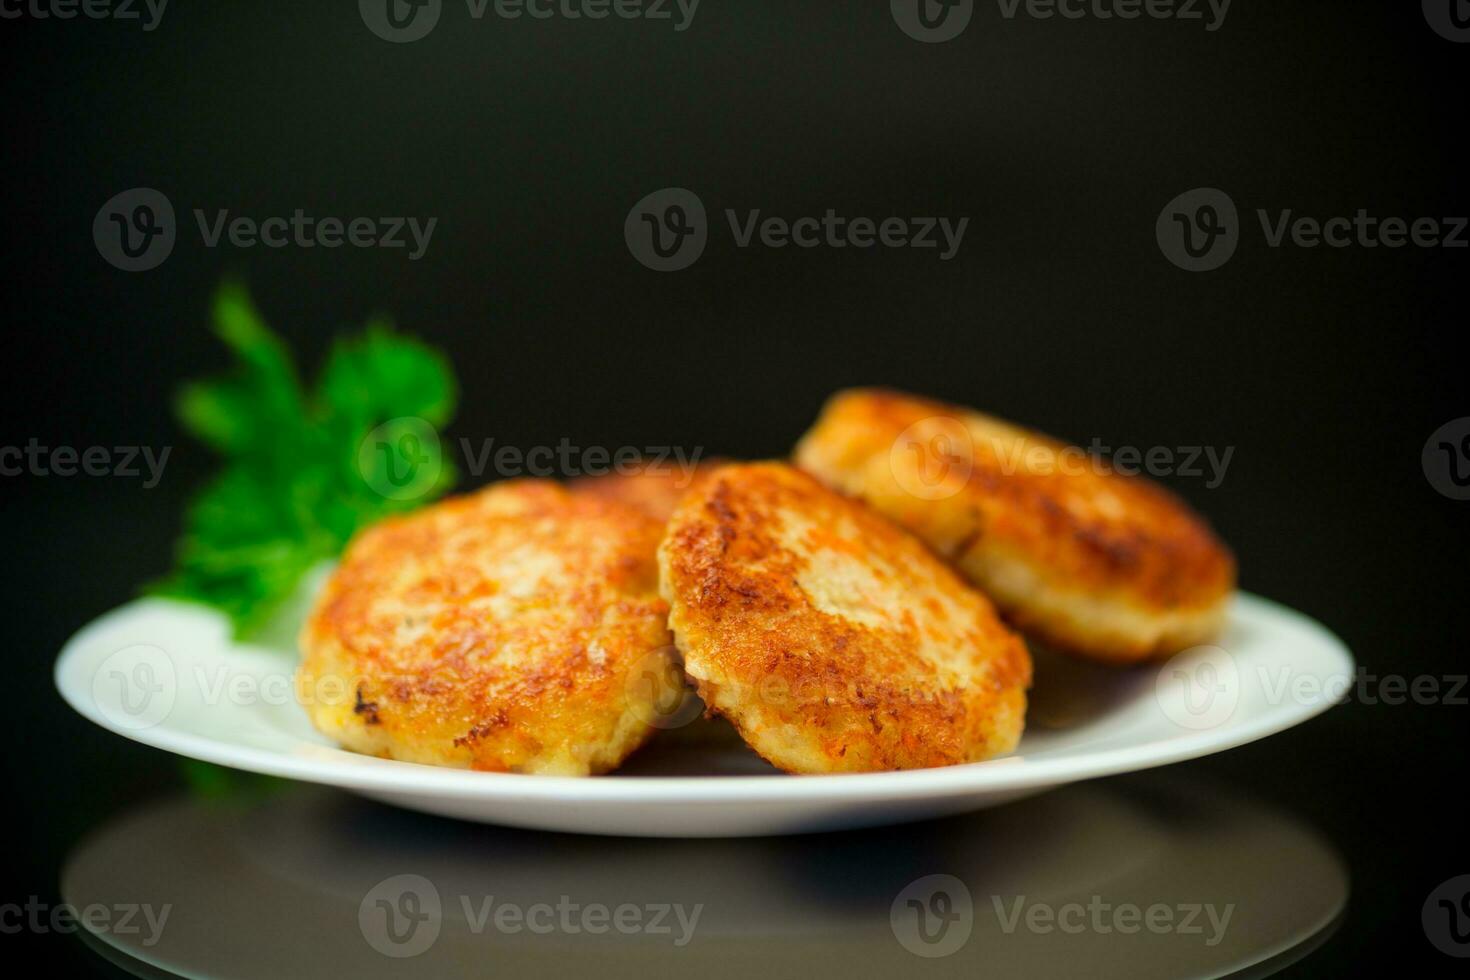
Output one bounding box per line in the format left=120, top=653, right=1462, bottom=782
left=794, top=389, right=1236, bottom=663
left=570, top=459, right=720, bottom=523
left=659, top=462, right=1030, bottom=772
left=298, top=480, right=673, bottom=774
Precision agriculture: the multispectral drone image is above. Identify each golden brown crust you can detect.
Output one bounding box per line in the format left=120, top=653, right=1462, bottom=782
left=297, top=480, right=674, bottom=775
left=658, top=462, right=1030, bottom=773
left=570, top=459, right=719, bottom=523
left=793, top=389, right=1236, bottom=663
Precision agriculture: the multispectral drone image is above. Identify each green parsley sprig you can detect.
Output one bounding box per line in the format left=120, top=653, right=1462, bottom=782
left=151, top=283, right=458, bottom=636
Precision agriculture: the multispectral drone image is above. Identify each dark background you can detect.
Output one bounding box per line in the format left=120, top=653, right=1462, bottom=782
left=3, top=1, right=1465, bottom=975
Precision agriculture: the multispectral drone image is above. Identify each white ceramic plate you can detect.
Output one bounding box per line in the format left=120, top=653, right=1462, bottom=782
left=55, top=592, right=1351, bottom=837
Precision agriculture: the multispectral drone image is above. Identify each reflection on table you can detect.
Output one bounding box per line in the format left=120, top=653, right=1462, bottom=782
left=62, top=768, right=1346, bottom=979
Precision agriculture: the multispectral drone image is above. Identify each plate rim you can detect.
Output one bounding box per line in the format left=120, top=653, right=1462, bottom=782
left=54, top=591, right=1353, bottom=804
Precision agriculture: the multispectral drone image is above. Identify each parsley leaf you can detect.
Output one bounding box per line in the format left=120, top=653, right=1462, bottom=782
left=151, top=283, right=458, bottom=636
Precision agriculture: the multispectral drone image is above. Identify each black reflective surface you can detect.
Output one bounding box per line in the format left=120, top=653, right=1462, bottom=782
left=59, top=772, right=1344, bottom=979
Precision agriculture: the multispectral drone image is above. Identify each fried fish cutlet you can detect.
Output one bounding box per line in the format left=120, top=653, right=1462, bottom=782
left=658, top=462, right=1031, bottom=773
left=570, top=459, right=718, bottom=523
left=297, top=481, right=675, bottom=775
left=793, top=389, right=1236, bottom=664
